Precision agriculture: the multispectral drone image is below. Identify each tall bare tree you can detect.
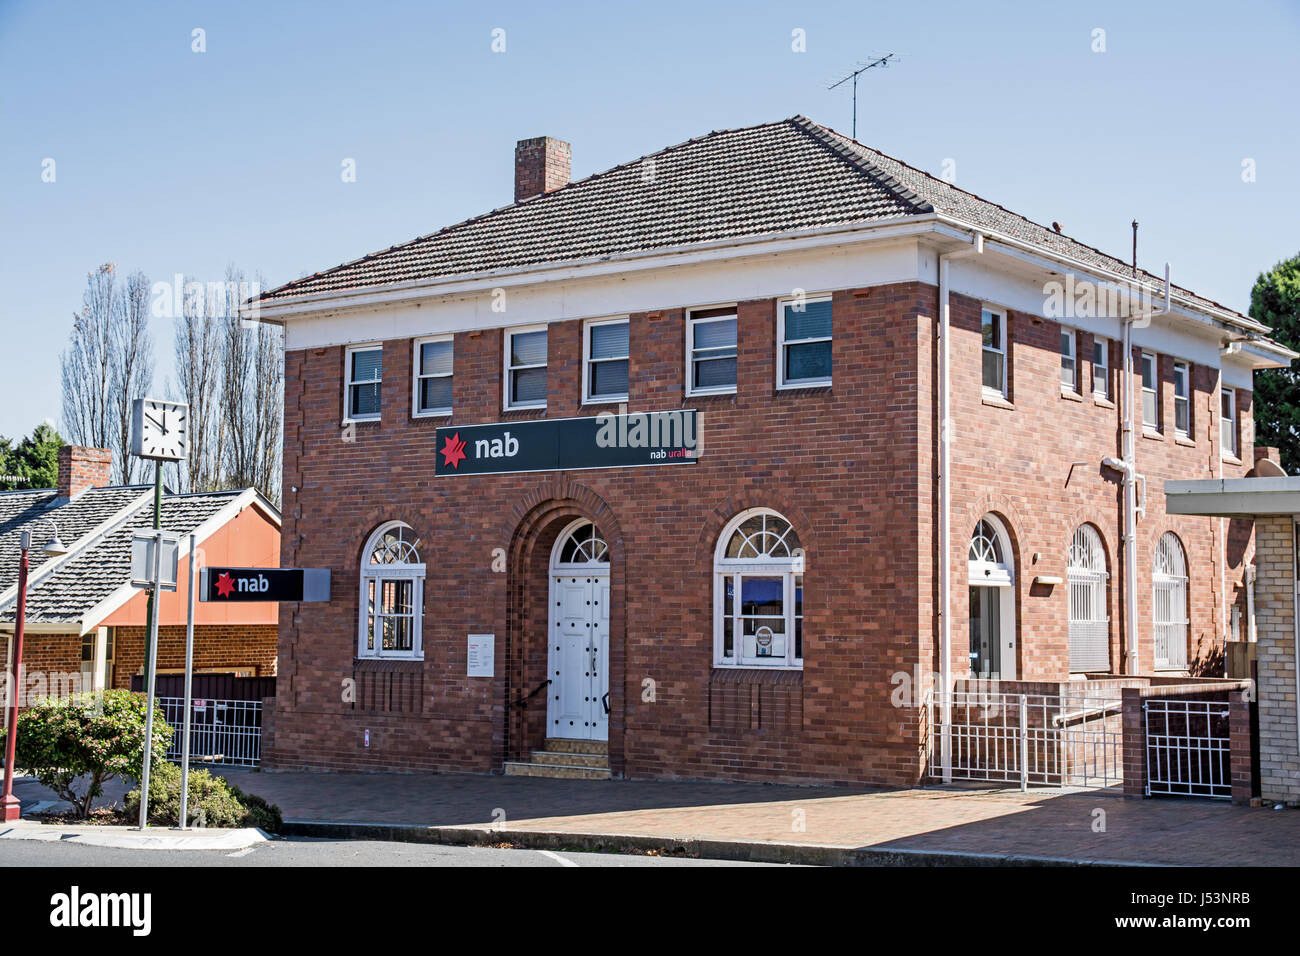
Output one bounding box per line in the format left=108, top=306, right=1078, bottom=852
left=172, top=275, right=225, bottom=492
left=60, top=264, right=154, bottom=486
left=220, top=267, right=283, bottom=504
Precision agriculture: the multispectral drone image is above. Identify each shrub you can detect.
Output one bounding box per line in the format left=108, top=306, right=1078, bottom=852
left=124, top=760, right=282, bottom=833
left=0, top=690, right=172, bottom=818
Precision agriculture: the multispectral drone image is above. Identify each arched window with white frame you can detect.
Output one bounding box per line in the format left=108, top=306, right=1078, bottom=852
left=968, top=514, right=1017, bottom=679
left=1067, top=524, right=1110, bottom=673
left=1153, top=532, right=1189, bottom=671
left=359, top=521, right=425, bottom=659
left=714, top=509, right=804, bottom=668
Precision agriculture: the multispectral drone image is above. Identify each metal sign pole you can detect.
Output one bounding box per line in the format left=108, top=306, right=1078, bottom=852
left=137, top=530, right=164, bottom=830
left=178, top=532, right=196, bottom=829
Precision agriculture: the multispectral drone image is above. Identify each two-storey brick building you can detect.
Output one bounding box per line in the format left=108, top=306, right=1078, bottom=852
left=254, top=116, right=1293, bottom=786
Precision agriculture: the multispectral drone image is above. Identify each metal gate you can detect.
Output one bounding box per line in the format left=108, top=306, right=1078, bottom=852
left=1144, top=699, right=1231, bottom=798
left=928, top=690, right=1123, bottom=790
left=157, top=697, right=263, bottom=767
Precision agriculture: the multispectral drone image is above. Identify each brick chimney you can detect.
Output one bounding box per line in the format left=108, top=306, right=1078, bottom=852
left=57, top=446, right=113, bottom=499
left=514, top=136, right=571, bottom=202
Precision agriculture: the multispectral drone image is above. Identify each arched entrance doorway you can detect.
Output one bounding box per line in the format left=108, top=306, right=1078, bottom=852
left=547, top=519, right=610, bottom=740
left=968, top=514, right=1017, bottom=679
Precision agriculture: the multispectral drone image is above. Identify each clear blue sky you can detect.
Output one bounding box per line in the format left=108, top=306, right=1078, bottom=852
left=2, top=0, right=1297, bottom=439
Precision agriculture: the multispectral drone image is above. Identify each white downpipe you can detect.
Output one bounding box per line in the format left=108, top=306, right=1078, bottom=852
left=1121, top=314, right=1140, bottom=673
left=938, top=231, right=983, bottom=783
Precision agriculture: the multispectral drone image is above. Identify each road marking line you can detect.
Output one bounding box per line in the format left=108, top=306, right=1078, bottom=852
left=539, top=850, right=578, bottom=867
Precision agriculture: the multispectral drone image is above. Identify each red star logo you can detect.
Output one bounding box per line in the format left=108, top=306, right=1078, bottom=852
left=441, top=432, right=467, bottom=470
left=214, top=572, right=235, bottom=599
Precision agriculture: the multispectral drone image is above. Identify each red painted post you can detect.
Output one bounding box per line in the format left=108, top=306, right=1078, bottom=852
left=1, top=533, right=31, bottom=822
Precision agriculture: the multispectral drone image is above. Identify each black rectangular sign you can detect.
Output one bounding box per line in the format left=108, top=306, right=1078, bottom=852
left=435, top=410, right=699, bottom=476
left=200, top=567, right=331, bottom=602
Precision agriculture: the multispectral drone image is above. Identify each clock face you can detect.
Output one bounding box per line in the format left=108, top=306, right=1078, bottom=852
left=133, top=398, right=188, bottom=461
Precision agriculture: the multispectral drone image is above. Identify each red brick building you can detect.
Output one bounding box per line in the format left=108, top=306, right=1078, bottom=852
left=0, top=446, right=280, bottom=696
left=255, top=117, right=1293, bottom=786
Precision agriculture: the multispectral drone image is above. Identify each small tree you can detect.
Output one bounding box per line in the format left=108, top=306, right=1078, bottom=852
left=0, top=690, right=173, bottom=818
left=1251, top=252, right=1300, bottom=473
left=0, top=423, right=63, bottom=490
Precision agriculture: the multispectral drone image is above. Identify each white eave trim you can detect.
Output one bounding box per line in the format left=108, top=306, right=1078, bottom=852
left=243, top=214, right=941, bottom=320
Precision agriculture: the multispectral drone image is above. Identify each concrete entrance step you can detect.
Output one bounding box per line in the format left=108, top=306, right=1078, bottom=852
left=531, top=750, right=608, bottom=768
left=503, top=761, right=611, bottom=780
left=545, top=738, right=608, bottom=756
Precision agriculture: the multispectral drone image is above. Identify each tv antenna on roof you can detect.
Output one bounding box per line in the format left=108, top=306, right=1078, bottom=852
left=828, top=53, right=898, bottom=140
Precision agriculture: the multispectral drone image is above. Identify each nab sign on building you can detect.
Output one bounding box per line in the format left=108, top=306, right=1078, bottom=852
left=436, top=409, right=699, bottom=477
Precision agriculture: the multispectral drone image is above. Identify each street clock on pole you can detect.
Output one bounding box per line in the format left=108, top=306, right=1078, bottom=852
left=131, top=398, right=188, bottom=461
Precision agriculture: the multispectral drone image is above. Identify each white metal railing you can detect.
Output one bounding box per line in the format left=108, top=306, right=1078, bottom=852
left=927, top=690, right=1123, bottom=790
left=1144, top=699, right=1232, bottom=798
left=157, top=697, right=262, bottom=767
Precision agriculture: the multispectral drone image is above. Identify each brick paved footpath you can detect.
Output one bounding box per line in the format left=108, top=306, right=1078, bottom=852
left=17, top=771, right=1292, bottom=865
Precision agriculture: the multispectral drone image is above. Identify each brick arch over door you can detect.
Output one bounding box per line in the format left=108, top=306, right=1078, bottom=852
left=499, top=478, right=627, bottom=774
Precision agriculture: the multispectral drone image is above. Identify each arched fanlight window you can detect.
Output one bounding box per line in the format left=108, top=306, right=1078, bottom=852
left=1153, top=532, right=1189, bottom=670
left=553, top=520, right=610, bottom=568
left=714, top=509, right=804, bottom=669
left=969, top=518, right=1004, bottom=565
left=1067, top=524, right=1110, bottom=673
left=358, top=521, right=425, bottom=659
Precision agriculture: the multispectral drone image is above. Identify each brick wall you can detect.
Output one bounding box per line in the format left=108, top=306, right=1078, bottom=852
left=1253, top=515, right=1300, bottom=803
left=109, top=624, right=279, bottom=688
left=270, top=278, right=1254, bottom=786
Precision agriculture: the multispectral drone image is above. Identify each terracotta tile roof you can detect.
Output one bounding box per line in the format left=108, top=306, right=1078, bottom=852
left=257, top=115, right=1259, bottom=328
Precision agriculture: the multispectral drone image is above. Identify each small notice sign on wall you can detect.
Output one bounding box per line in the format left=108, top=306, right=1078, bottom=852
left=467, top=634, right=495, bottom=677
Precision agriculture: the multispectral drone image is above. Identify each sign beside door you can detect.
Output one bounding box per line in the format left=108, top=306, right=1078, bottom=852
left=467, top=634, right=494, bottom=678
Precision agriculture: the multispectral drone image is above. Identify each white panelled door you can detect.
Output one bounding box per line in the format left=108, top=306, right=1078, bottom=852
left=547, top=521, right=611, bottom=740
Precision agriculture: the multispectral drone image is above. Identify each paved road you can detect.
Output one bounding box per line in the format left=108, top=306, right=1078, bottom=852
left=0, top=836, right=793, bottom=867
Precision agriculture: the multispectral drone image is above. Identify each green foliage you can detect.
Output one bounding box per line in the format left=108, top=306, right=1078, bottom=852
left=1251, top=253, right=1300, bottom=473
left=0, top=690, right=173, bottom=818
left=0, top=423, right=63, bottom=491
left=124, top=759, right=282, bottom=832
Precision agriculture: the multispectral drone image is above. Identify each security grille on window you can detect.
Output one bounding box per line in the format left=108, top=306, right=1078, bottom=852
left=1173, top=361, right=1190, bottom=436
left=1067, top=525, right=1110, bottom=672
left=359, top=521, right=425, bottom=659
left=346, top=345, right=383, bottom=421
left=505, top=327, right=548, bottom=409
left=1153, top=532, right=1189, bottom=671
left=1093, top=337, right=1110, bottom=399
left=414, top=337, right=453, bottom=415
left=585, top=319, right=629, bottom=403
left=1221, top=387, right=1238, bottom=458
left=687, top=308, right=738, bottom=394
left=1141, top=352, right=1158, bottom=428
left=714, top=509, right=804, bottom=668
left=1060, top=329, right=1077, bottom=391
left=779, top=298, right=831, bottom=387
left=982, top=309, right=1006, bottom=395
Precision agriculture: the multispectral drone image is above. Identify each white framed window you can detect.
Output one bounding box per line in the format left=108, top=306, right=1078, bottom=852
left=413, top=335, right=453, bottom=417
left=1221, top=387, right=1238, bottom=458
left=1153, top=532, right=1188, bottom=671
left=1067, top=524, right=1110, bottom=673
left=344, top=344, right=383, bottom=423
left=981, top=308, right=1007, bottom=396
left=1141, top=352, right=1159, bottom=429
left=358, top=521, right=425, bottom=660
left=1092, top=336, right=1110, bottom=400
left=1060, top=328, right=1077, bottom=392
left=582, top=318, right=629, bottom=404
left=1173, top=360, right=1191, bottom=437
left=777, top=296, right=831, bottom=388
left=504, top=326, right=548, bottom=410
left=714, top=509, right=804, bottom=669
left=686, top=307, right=738, bottom=395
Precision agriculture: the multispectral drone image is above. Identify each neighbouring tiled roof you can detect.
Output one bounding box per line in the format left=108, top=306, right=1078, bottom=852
left=2, top=491, right=245, bottom=626
left=257, top=115, right=1260, bottom=327
left=0, top=486, right=150, bottom=595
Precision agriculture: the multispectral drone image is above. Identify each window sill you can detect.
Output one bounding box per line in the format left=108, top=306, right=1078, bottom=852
left=412, top=410, right=452, bottom=420
left=1142, top=428, right=1164, bottom=441
left=685, top=388, right=738, bottom=400
left=1174, top=434, right=1196, bottom=448
left=342, top=416, right=381, bottom=427
left=581, top=396, right=629, bottom=408
left=1222, top=454, right=1244, bottom=466
left=354, top=655, right=424, bottom=666
left=711, top=665, right=804, bottom=677
left=981, top=392, right=1014, bottom=411
left=776, top=381, right=832, bottom=392
left=1093, top=395, right=1115, bottom=409
left=1060, top=388, right=1083, bottom=403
